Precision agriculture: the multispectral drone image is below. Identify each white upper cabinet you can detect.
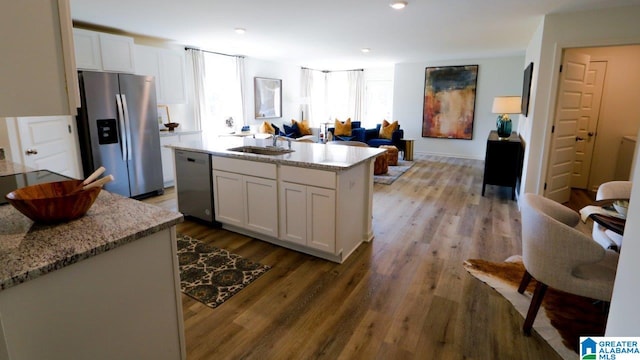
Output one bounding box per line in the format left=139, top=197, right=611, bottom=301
left=135, top=45, right=187, bottom=104
left=99, top=33, right=136, bottom=73
left=72, top=29, right=102, bottom=70
left=73, top=28, right=136, bottom=73
left=0, top=0, right=79, bottom=117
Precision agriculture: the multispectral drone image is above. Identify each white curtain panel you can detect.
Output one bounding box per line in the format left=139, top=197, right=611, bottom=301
left=186, top=49, right=206, bottom=132
left=300, top=68, right=314, bottom=124
left=235, top=57, right=246, bottom=125
left=348, top=70, right=364, bottom=122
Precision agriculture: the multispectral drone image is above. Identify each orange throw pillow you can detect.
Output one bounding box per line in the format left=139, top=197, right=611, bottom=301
left=334, top=118, right=352, bottom=136
left=259, top=121, right=275, bottom=134
left=379, top=120, right=399, bottom=139
left=292, top=119, right=312, bottom=135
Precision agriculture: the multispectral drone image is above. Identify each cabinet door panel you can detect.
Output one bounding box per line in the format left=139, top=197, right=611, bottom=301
left=99, top=33, right=136, bottom=73
left=73, top=29, right=102, bottom=70
left=279, top=182, right=307, bottom=245
left=244, top=177, right=278, bottom=237
left=159, top=136, right=180, bottom=187
left=212, top=170, right=244, bottom=226
left=307, top=187, right=336, bottom=252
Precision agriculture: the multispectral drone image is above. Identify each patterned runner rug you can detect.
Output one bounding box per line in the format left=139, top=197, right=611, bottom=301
left=177, top=234, right=270, bottom=309
left=464, top=256, right=607, bottom=360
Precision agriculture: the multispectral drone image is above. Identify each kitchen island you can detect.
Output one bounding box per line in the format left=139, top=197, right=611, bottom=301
left=0, top=160, right=185, bottom=360
left=168, top=136, right=384, bottom=263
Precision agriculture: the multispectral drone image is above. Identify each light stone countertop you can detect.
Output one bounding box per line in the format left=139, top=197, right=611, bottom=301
left=159, top=129, right=202, bottom=137
left=0, top=159, right=183, bottom=291
left=167, top=136, right=385, bottom=171
left=0, top=159, right=33, bottom=176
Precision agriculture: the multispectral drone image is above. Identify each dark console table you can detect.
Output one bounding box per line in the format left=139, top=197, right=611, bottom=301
left=482, top=131, right=524, bottom=200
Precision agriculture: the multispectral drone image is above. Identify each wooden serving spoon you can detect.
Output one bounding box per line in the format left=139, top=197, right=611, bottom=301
left=83, top=174, right=114, bottom=191
left=82, top=166, right=106, bottom=186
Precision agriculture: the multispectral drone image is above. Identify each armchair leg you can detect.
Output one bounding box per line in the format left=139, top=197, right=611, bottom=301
left=523, top=281, right=548, bottom=336
left=518, top=270, right=532, bottom=294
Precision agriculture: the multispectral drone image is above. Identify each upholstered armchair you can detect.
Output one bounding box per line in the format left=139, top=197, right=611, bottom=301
left=328, top=121, right=366, bottom=142
left=592, top=181, right=631, bottom=251
left=518, top=193, right=619, bottom=335
left=364, top=123, right=404, bottom=148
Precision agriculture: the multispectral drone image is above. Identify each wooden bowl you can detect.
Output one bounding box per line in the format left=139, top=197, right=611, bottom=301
left=164, top=122, right=180, bottom=131
left=5, top=180, right=101, bottom=223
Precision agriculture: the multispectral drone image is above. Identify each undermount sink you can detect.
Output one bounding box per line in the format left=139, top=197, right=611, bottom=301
left=227, top=146, right=294, bottom=156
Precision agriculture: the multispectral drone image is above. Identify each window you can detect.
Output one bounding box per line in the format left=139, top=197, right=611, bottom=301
left=201, top=53, right=244, bottom=139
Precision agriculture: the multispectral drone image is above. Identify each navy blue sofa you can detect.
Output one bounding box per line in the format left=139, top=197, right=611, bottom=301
left=365, top=124, right=404, bottom=149
left=327, top=121, right=366, bottom=142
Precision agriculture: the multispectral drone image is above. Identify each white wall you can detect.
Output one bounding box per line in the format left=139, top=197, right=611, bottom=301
left=243, top=58, right=301, bottom=131
left=393, top=55, right=525, bottom=159
left=515, top=5, right=640, bottom=335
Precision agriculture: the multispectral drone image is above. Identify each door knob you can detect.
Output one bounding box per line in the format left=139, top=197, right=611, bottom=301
left=575, top=137, right=585, bottom=142
left=588, top=132, right=595, bottom=137
left=25, top=148, right=38, bottom=155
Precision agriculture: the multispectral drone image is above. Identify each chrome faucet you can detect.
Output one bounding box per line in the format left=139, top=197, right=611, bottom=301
left=272, top=135, right=292, bottom=149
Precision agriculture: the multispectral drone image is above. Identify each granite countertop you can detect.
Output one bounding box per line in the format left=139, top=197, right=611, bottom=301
left=0, top=159, right=33, bottom=176
left=0, top=160, right=183, bottom=291
left=168, top=136, right=385, bottom=171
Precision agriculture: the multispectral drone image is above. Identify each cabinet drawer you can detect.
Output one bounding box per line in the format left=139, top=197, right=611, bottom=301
left=212, top=156, right=277, bottom=179
left=280, top=166, right=336, bottom=189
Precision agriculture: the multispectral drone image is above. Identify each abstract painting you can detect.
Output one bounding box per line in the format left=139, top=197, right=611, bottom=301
left=422, top=65, right=478, bottom=140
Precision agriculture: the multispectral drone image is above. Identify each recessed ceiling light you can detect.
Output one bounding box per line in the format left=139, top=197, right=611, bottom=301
left=235, top=28, right=246, bottom=35
left=390, top=1, right=407, bottom=10
left=361, top=48, right=371, bottom=53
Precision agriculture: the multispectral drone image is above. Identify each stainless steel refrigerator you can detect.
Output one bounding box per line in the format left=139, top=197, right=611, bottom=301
left=76, top=71, right=164, bottom=198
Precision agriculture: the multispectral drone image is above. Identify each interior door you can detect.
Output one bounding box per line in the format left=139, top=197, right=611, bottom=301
left=544, top=52, right=591, bottom=203
left=17, top=116, right=82, bottom=179
left=572, top=61, right=607, bottom=189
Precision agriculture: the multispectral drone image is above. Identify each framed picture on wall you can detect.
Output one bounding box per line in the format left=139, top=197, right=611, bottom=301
left=422, top=65, right=478, bottom=140
left=522, top=62, right=534, bottom=116
left=254, top=77, right=282, bottom=119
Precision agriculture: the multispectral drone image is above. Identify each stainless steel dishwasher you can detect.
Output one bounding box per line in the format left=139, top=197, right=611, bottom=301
left=175, top=149, right=218, bottom=225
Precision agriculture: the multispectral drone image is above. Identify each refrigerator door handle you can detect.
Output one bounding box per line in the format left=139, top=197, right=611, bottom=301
left=121, top=94, right=133, bottom=161
left=115, top=94, right=127, bottom=161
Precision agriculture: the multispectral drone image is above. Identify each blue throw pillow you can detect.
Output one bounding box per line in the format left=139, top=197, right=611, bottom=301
left=283, top=123, right=301, bottom=138
left=271, top=123, right=281, bottom=136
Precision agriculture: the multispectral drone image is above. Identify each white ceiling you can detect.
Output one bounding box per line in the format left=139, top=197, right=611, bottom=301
left=70, top=0, right=640, bottom=70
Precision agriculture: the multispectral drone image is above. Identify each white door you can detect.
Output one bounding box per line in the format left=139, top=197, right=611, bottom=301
left=17, top=116, right=82, bottom=179
left=544, top=52, right=591, bottom=203
left=572, top=61, right=607, bottom=189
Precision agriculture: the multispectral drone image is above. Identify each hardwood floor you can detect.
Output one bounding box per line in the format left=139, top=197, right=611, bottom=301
left=144, top=154, right=562, bottom=359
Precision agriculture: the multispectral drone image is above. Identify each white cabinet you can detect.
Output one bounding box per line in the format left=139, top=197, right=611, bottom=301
left=160, top=132, right=202, bottom=187
left=72, top=28, right=102, bottom=70
left=160, top=136, right=180, bottom=187
left=212, top=157, right=278, bottom=237
left=98, top=33, right=136, bottom=73
left=135, top=45, right=187, bottom=104
left=279, top=167, right=336, bottom=253
left=0, top=0, right=79, bottom=117
left=73, top=28, right=136, bottom=73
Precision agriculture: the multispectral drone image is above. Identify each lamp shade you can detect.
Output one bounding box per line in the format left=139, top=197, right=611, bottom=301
left=492, top=96, right=521, bottom=114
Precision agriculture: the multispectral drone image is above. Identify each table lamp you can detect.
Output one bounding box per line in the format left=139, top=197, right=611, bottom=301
left=492, top=96, right=521, bottom=139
